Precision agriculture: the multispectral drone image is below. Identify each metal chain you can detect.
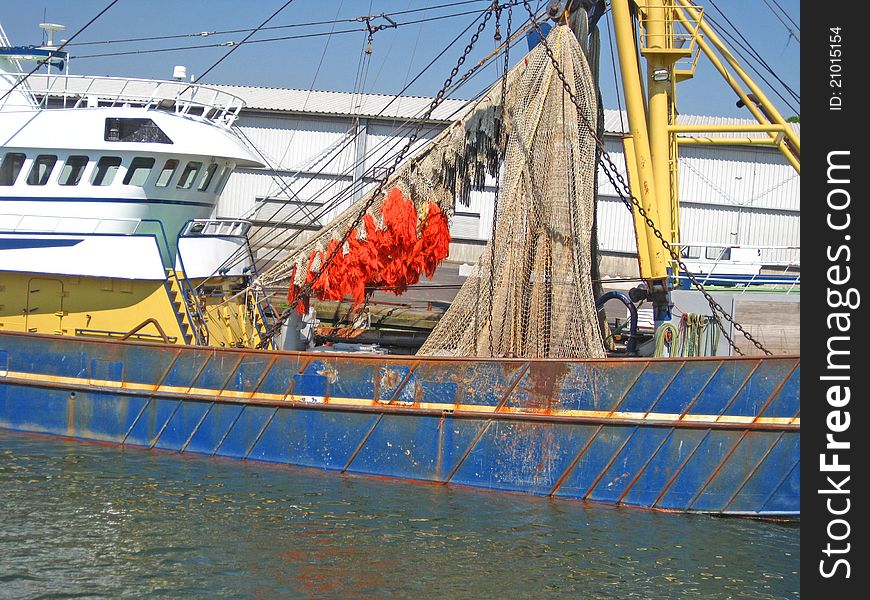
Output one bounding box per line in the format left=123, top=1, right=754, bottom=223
left=520, top=0, right=771, bottom=356
left=258, top=6, right=497, bottom=347
left=488, top=2, right=512, bottom=357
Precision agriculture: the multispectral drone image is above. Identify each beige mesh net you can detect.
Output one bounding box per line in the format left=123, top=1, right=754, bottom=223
left=257, top=25, right=605, bottom=359
left=420, top=25, right=605, bottom=358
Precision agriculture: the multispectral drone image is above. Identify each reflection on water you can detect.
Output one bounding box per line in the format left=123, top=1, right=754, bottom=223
left=0, top=430, right=798, bottom=599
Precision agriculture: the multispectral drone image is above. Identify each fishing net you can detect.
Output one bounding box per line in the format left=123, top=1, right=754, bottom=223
left=420, top=25, right=605, bottom=358
left=255, top=55, right=521, bottom=295
left=257, top=25, right=605, bottom=358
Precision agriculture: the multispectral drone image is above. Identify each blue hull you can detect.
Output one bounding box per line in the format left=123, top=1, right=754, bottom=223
left=0, top=332, right=799, bottom=517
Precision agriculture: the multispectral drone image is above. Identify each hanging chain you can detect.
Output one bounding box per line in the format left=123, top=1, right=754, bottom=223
left=487, top=2, right=512, bottom=357
left=258, top=6, right=498, bottom=347
left=520, top=1, right=771, bottom=356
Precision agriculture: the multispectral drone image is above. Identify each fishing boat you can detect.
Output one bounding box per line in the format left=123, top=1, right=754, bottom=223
left=0, top=1, right=799, bottom=517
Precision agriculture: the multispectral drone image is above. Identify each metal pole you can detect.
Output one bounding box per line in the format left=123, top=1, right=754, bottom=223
left=609, top=0, right=668, bottom=280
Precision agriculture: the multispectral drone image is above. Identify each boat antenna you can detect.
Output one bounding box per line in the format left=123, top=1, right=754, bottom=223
left=39, top=22, right=65, bottom=49
left=0, top=0, right=120, bottom=105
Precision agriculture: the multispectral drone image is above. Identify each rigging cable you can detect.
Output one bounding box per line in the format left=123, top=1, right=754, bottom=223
left=179, top=6, right=495, bottom=289
left=760, top=0, right=799, bottom=43
left=0, top=0, right=120, bottom=105
left=766, top=0, right=800, bottom=32
left=69, top=5, right=522, bottom=60
left=701, top=15, right=799, bottom=114
left=488, top=0, right=511, bottom=356
left=265, top=0, right=347, bottom=197
left=229, top=33, right=523, bottom=285
left=256, top=6, right=503, bottom=343
left=202, top=6, right=530, bottom=285
left=365, top=0, right=412, bottom=92
left=702, top=0, right=800, bottom=111
left=180, top=0, right=297, bottom=87
left=520, top=0, right=772, bottom=356
left=227, top=7, right=494, bottom=274
left=702, top=8, right=800, bottom=104
left=224, top=6, right=526, bottom=272
left=242, top=9, right=534, bottom=275
left=65, top=0, right=493, bottom=46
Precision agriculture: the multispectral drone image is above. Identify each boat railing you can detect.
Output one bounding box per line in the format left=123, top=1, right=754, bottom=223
left=635, top=1, right=704, bottom=80
left=673, top=243, right=800, bottom=267
left=671, top=243, right=800, bottom=294
left=179, top=219, right=252, bottom=238
left=5, top=73, right=245, bottom=127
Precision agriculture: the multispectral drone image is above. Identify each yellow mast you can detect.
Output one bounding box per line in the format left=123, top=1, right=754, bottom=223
left=608, top=0, right=800, bottom=313
left=609, top=0, right=668, bottom=283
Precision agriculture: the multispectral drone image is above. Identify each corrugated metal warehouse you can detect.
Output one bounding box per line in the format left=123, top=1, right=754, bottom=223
left=210, top=83, right=800, bottom=277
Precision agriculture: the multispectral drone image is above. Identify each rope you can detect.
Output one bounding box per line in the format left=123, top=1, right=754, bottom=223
left=653, top=322, right=677, bottom=357
left=654, top=313, right=720, bottom=357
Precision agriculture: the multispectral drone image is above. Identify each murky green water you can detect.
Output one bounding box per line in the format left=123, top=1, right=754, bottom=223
left=0, top=430, right=798, bottom=599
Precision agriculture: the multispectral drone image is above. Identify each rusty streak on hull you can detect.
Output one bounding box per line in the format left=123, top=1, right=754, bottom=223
left=0, top=332, right=800, bottom=517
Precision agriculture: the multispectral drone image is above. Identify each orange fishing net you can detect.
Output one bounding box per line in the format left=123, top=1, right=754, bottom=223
left=290, top=187, right=451, bottom=307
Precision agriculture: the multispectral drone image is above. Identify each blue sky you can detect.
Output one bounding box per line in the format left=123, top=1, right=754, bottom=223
left=2, top=0, right=800, bottom=118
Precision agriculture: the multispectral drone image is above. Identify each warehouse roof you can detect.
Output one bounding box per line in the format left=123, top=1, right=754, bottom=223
left=29, top=74, right=799, bottom=137
left=210, top=84, right=801, bottom=139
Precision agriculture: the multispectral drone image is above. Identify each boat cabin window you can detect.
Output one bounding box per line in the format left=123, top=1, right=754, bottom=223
left=197, top=163, right=219, bottom=191
left=90, top=156, right=122, bottom=186
left=123, top=157, right=156, bottom=186
left=0, top=153, right=26, bottom=186
left=680, top=246, right=700, bottom=259
left=58, top=156, right=90, bottom=186
left=705, top=246, right=731, bottom=261
left=26, top=155, right=58, bottom=186
left=213, top=165, right=232, bottom=195
left=155, top=159, right=179, bottom=187
left=176, top=161, right=202, bottom=190
left=105, top=118, right=172, bottom=144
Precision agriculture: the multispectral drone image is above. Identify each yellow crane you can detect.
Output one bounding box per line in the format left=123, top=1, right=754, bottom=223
left=605, top=0, right=800, bottom=322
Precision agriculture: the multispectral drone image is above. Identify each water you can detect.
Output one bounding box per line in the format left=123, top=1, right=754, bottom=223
left=0, top=430, right=798, bottom=599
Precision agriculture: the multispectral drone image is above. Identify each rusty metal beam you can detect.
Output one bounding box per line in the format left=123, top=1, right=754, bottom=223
left=721, top=431, right=785, bottom=512
left=685, top=430, right=749, bottom=511
left=243, top=406, right=280, bottom=460
left=149, top=399, right=183, bottom=449
left=211, top=405, right=246, bottom=456
left=442, top=362, right=534, bottom=483
left=248, top=355, right=279, bottom=399
left=714, top=360, right=763, bottom=420
left=548, top=426, right=604, bottom=496
left=643, top=362, right=686, bottom=419
left=342, top=413, right=385, bottom=473
left=1, top=374, right=800, bottom=432
left=651, top=429, right=711, bottom=508
left=616, top=427, right=675, bottom=505
left=180, top=401, right=215, bottom=453
left=582, top=426, right=639, bottom=500
left=677, top=361, right=724, bottom=421
left=121, top=397, right=153, bottom=446
left=754, top=359, right=799, bottom=421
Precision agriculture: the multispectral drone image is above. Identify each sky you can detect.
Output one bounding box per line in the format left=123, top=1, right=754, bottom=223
left=1, top=0, right=800, bottom=119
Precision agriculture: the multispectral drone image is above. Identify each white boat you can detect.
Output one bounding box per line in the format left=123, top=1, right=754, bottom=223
left=1, top=36, right=273, bottom=346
